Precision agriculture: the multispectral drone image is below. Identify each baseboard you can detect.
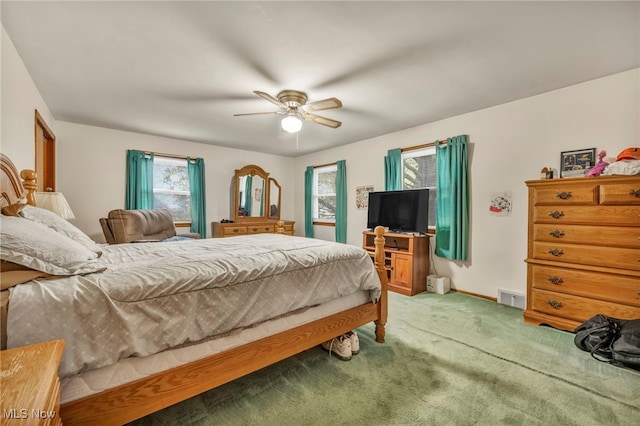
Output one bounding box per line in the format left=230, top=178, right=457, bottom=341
left=450, top=288, right=497, bottom=302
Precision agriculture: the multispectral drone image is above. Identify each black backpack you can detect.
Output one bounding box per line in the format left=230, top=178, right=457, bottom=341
left=574, top=314, right=640, bottom=370
left=611, top=319, right=640, bottom=368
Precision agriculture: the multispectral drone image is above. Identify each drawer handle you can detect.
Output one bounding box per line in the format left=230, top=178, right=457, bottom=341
left=555, top=191, right=572, bottom=200
left=233, top=229, right=239, bottom=233
left=630, top=189, right=640, bottom=198
left=547, top=300, right=563, bottom=310
left=252, top=228, right=258, bottom=231
left=548, top=248, right=564, bottom=257
left=548, top=230, right=565, bottom=238
left=548, top=211, right=564, bottom=219
left=547, top=276, right=564, bottom=285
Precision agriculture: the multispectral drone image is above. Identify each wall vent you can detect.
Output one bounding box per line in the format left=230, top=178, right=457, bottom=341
left=497, top=289, right=526, bottom=310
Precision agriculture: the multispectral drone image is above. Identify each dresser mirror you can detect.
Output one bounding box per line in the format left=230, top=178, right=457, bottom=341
left=268, top=178, right=281, bottom=220
left=234, top=165, right=281, bottom=222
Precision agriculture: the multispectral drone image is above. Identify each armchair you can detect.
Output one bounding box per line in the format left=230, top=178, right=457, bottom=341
left=100, top=209, right=201, bottom=244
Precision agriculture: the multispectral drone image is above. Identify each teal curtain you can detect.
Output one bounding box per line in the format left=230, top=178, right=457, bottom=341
left=384, top=148, right=402, bottom=191
left=304, top=166, right=314, bottom=238
left=188, top=157, right=207, bottom=238
left=435, top=135, right=469, bottom=260
left=125, top=150, right=154, bottom=209
left=259, top=180, right=265, bottom=217
left=335, top=160, right=347, bottom=243
left=244, top=176, right=253, bottom=216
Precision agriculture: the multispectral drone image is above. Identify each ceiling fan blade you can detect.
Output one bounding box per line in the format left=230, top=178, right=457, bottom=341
left=305, top=97, right=343, bottom=112
left=254, top=91, right=287, bottom=108
left=233, top=111, right=283, bottom=117
left=302, top=112, right=342, bottom=129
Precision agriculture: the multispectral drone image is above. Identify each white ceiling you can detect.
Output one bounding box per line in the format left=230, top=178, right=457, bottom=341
left=2, top=1, right=639, bottom=157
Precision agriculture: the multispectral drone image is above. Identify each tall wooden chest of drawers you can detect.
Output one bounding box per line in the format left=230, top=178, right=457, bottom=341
left=524, top=175, right=640, bottom=331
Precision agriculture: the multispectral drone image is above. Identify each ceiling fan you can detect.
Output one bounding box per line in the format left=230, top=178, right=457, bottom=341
left=234, top=90, right=342, bottom=133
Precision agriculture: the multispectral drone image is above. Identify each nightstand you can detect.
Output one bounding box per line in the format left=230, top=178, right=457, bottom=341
left=1, top=340, right=65, bottom=425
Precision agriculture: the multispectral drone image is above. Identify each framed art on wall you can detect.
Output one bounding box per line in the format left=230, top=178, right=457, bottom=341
left=489, top=191, right=512, bottom=216
left=356, top=185, right=374, bottom=209
left=560, top=148, right=596, bottom=178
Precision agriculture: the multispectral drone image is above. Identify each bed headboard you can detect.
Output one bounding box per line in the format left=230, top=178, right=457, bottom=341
left=0, top=153, right=36, bottom=207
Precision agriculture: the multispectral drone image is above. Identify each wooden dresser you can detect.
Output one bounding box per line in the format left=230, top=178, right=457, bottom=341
left=211, top=220, right=295, bottom=238
left=1, top=340, right=65, bottom=425
left=524, top=175, right=640, bottom=331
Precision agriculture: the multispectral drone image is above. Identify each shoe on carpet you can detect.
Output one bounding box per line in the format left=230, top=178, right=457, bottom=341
left=321, top=335, right=352, bottom=361
left=345, top=331, right=359, bottom=355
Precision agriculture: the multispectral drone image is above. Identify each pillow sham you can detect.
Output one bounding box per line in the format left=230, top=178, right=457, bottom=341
left=1, top=203, right=26, bottom=217
left=0, top=261, right=53, bottom=290
left=0, top=215, right=105, bottom=276
left=17, top=204, right=103, bottom=256
left=1, top=270, right=53, bottom=290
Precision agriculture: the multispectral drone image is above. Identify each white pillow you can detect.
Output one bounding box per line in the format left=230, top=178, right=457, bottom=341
left=602, top=159, right=640, bottom=176
left=0, top=215, right=105, bottom=276
left=18, top=205, right=103, bottom=256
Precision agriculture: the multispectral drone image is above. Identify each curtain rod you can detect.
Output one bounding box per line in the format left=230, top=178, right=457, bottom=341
left=401, top=140, right=447, bottom=153
left=313, top=161, right=337, bottom=169
left=144, top=151, right=199, bottom=162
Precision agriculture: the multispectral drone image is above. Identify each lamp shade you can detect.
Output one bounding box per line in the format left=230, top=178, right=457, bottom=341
left=34, top=192, right=76, bottom=220
left=281, top=115, right=302, bottom=133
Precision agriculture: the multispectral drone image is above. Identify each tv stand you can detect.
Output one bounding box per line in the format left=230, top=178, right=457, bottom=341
left=362, top=230, right=429, bottom=296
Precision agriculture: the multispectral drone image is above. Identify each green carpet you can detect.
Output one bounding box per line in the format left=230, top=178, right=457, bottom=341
left=129, top=292, right=640, bottom=425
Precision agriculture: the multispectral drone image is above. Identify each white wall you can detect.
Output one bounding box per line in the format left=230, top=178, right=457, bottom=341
left=294, top=68, right=640, bottom=299
left=1, top=25, right=55, bottom=167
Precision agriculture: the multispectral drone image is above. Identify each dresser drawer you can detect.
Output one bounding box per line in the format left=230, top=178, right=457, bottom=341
left=533, top=205, right=640, bottom=226
left=530, top=289, right=640, bottom=323
left=222, top=225, right=248, bottom=236
left=532, top=183, right=597, bottom=205
left=599, top=180, right=640, bottom=205
left=529, top=264, right=640, bottom=307
left=533, top=242, right=640, bottom=271
left=247, top=224, right=274, bottom=234
left=280, top=223, right=294, bottom=235
left=533, top=224, right=640, bottom=248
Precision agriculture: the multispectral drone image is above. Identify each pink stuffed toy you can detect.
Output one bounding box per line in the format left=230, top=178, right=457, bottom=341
left=585, top=150, right=614, bottom=177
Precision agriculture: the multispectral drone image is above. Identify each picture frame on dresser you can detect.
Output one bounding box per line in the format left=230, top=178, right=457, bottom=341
left=560, top=148, right=596, bottom=178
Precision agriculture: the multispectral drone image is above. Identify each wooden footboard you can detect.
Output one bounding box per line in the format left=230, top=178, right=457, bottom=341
left=60, top=226, right=388, bottom=425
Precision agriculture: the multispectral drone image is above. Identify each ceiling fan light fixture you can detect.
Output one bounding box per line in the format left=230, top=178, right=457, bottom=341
left=281, top=114, right=302, bottom=133
left=236, top=90, right=342, bottom=131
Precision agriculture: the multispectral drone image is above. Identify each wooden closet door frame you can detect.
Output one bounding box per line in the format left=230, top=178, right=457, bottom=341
left=35, top=109, right=56, bottom=191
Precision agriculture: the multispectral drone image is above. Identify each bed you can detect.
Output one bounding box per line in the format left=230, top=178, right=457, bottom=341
left=0, top=153, right=388, bottom=425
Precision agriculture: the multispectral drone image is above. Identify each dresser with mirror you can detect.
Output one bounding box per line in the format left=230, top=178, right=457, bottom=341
left=211, top=164, right=295, bottom=237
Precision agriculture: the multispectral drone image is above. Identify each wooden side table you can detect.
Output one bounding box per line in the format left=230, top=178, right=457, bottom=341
left=1, top=340, right=65, bottom=425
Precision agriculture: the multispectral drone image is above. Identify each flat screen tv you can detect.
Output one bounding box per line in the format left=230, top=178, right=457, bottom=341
left=367, top=189, right=429, bottom=234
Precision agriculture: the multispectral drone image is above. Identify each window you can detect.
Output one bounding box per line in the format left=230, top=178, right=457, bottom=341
left=402, top=146, right=437, bottom=228
left=313, top=164, right=337, bottom=224
left=153, top=156, right=191, bottom=224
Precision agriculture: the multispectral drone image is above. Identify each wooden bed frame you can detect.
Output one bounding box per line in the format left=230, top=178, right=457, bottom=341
left=0, top=153, right=389, bottom=425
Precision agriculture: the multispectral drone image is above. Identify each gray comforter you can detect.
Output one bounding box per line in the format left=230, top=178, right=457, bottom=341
left=8, top=234, right=380, bottom=377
